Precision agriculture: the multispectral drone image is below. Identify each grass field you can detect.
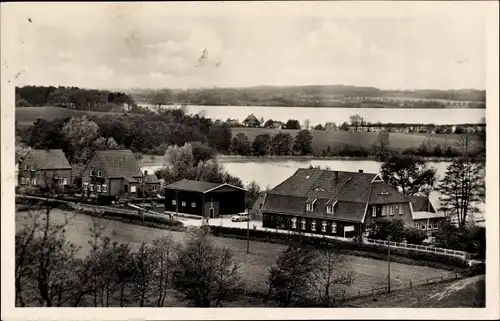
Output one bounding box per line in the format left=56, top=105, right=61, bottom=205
left=16, top=209, right=453, bottom=297
left=347, top=274, right=485, bottom=308
left=15, top=106, right=117, bottom=125
left=232, top=127, right=478, bottom=154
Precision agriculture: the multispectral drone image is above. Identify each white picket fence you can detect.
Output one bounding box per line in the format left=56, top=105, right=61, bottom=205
left=365, top=238, right=470, bottom=259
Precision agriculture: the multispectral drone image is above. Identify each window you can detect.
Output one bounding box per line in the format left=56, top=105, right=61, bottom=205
left=20, top=177, right=26, bottom=185
left=172, top=200, right=177, bottom=205
left=306, top=203, right=313, bottom=212
left=152, top=185, right=157, bottom=191
left=321, top=221, right=327, bottom=232
left=181, top=201, right=186, bottom=207
left=291, top=217, right=297, bottom=229
left=89, top=184, right=94, bottom=191
left=63, top=178, right=68, bottom=185
left=31, top=165, right=35, bottom=171
left=415, top=222, right=419, bottom=228
left=24, top=164, right=28, bottom=170
left=97, top=171, right=102, bottom=177
left=428, top=224, right=432, bottom=229
left=130, top=186, right=136, bottom=193
left=372, top=206, right=376, bottom=217
left=97, top=185, right=101, bottom=192
left=389, top=205, right=394, bottom=216
left=301, top=219, right=306, bottom=230
left=332, top=222, right=337, bottom=233
left=311, top=220, right=316, bottom=231
left=381, top=206, right=386, bottom=216
left=90, top=170, right=95, bottom=176
left=399, top=204, right=404, bottom=215
left=83, top=182, right=88, bottom=190
left=326, top=204, right=333, bottom=214
left=191, top=202, right=196, bottom=208
left=421, top=225, right=426, bottom=230
left=102, top=184, right=107, bottom=192
left=434, top=223, right=439, bottom=229
left=32, top=178, right=38, bottom=186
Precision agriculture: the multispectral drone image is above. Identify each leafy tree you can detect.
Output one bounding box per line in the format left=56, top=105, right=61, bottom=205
left=270, top=133, right=293, bottom=156
left=150, top=234, right=178, bottom=307
left=62, top=116, right=100, bottom=164
left=245, top=181, right=262, bottom=210
left=207, top=124, right=232, bottom=154
left=190, top=141, right=215, bottom=164
left=292, top=130, right=314, bottom=155
left=231, top=133, right=251, bottom=156
left=162, top=143, right=195, bottom=182
left=251, top=134, right=271, bottom=156
left=380, top=155, right=437, bottom=196
left=372, top=129, right=390, bottom=154
left=264, top=119, right=275, bottom=128
left=349, top=114, right=365, bottom=131
left=92, top=137, right=120, bottom=151
left=285, top=119, right=301, bottom=130
left=16, top=98, right=32, bottom=107
left=314, top=124, right=325, bottom=130
left=438, top=158, right=485, bottom=226
left=403, top=227, right=427, bottom=245
left=265, top=244, right=317, bottom=307
left=130, top=242, right=156, bottom=307
left=173, top=227, right=241, bottom=307
left=339, top=121, right=350, bottom=131
left=366, top=218, right=406, bottom=242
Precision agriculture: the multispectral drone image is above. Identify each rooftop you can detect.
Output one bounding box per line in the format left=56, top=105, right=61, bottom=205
left=95, top=150, right=143, bottom=181
left=24, top=149, right=71, bottom=170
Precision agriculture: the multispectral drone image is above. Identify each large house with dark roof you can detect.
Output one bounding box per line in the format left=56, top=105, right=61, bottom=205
left=261, top=168, right=440, bottom=239
left=164, top=179, right=246, bottom=218
left=242, top=114, right=260, bottom=127
left=18, top=149, right=72, bottom=188
left=81, top=150, right=144, bottom=199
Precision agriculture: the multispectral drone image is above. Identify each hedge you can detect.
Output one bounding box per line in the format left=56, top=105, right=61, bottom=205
left=209, top=226, right=468, bottom=269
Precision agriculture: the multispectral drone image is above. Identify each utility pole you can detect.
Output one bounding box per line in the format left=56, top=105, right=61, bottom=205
left=387, top=235, right=391, bottom=293
left=246, top=207, right=250, bottom=254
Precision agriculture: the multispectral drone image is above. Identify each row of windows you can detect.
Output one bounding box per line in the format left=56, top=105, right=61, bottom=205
left=20, top=177, right=68, bottom=185
left=372, top=204, right=404, bottom=217
left=305, top=202, right=334, bottom=214
left=24, top=164, right=36, bottom=171
left=290, top=217, right=338, bottom=233
left=415, top=222, right=439, bottom=230
left=172, top=200, right=196, bottom=208
left=83, top=182, right=108, bottom=192
left=90, top=170, right=102, bottom=177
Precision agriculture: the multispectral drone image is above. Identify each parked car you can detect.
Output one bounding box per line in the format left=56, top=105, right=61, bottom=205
left=231, top=212, right=250, bottom=222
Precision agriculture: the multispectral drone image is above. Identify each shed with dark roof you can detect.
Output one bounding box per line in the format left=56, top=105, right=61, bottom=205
left=164, top=179, right=246, bottom=218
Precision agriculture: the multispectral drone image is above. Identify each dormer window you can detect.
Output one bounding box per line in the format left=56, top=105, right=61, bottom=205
left=305, top=198, right=317, bottom=212
left=90, top=170, right=95, bottom=176
left=314, top=187, right=325, bottom=192
left=326, top=204, right=333, bottom=214
left=97, top=171, right=102, bottom=177
left=378, top=192, right=390, bottom=196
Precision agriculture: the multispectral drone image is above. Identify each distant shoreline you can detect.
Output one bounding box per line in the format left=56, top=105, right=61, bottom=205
left=138, top=103, right=485, bottom=110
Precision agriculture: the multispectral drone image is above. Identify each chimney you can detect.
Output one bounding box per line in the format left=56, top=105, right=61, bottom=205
left=358, top=169, right=363, bottom=173
left=144, top=170, right=148, bottom=176
left=334, top=171, right=339, bottom=182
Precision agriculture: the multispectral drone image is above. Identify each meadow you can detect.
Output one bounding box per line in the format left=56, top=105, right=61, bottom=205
left=16, top=209, right=453, bottom=297
left=15, top=106, right=117, bottom=125
left=232, top=127, right=478, bottom=155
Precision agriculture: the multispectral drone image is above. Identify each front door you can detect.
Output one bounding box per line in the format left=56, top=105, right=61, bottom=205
left=209, top=208, right=214, bottom=218
left=124, top=185, right=128, bottom=193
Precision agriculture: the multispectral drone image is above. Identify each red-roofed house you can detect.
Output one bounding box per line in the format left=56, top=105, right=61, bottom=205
left=261, top=168, right=438, bottom=240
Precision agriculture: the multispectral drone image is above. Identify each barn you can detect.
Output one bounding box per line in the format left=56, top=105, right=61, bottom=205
left=164, top=179, right=246, bottom=218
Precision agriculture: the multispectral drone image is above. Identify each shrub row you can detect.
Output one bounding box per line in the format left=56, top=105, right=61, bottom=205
left=209, top=226, right=468, bottom=269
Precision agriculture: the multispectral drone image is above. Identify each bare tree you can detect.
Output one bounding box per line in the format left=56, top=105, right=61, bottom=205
left=372, top=129, right=390, bottom=154
left=173, top=227, right=241, bottom=307
left=150, top=234, right=178, bottom=307
left=303, top=118, right=310, bottom=130
left=310, top=247, right=354, bottom=307
left=349, top=114, right=365, bottom=132
left=130, top=242, right=156, bottom=307
left=455, top=131, right=476, bottom=156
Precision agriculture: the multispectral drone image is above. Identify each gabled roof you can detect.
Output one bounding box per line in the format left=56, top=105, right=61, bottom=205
left=23, top=149, right=71, bottom=170
left=166, top=179, right=246, bottom=193
left=263, top=168, right=413, bottom=223
left=94, top=150, right=143, bottom=180
left=144, top=173, right=160, bottom=184
left=243, top=114, right=259, bottom=123
left=407, top=195, right=437, bottom=213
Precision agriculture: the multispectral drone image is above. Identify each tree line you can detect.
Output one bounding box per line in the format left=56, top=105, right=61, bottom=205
left=16, top=205, right=353, bottom=307
left=15, top=86, right=136, bottom=112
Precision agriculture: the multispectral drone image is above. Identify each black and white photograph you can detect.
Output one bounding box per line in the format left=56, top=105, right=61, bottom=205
left=1, top=1, right=499, bottom=319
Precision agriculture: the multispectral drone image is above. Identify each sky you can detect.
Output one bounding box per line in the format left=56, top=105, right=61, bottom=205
left=5, top=2, right=488, bottom=90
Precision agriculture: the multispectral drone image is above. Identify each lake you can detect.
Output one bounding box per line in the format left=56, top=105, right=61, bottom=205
left=141, top=104, right=486, bottom=126
left=141, top=158, right=485, bottom=219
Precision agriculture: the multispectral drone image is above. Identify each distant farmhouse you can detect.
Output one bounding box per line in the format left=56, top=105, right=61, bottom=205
left=261, top=168, right=442, bottom=239
left=242, top=114, right=261, bottom=127
left=18, top=149, right=72, bottom=189
left=164, top=179, right=246, bottom=218
left=81, top=150, right=144, bottom=200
